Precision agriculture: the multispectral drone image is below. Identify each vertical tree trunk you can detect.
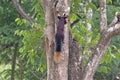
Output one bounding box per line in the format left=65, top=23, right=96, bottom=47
left=19, top=58, right=23, bottom=80
left=68, top=38, right=83, bottom=80
left=54, top=0, right=70, bottom=80
left=11, top=43, right=18, bottom=80
left=44, top=2, right=56, bottom=80
left=40, top=0, right=70, bottom=80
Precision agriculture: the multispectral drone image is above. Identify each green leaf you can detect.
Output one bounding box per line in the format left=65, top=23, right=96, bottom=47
left=98, top=66, right=108, bottom=74
left=19, top=47, right=24, bottom=53
left=86, top=3, right=97, bottom=11
left=107, top=0, right=112, bottom=4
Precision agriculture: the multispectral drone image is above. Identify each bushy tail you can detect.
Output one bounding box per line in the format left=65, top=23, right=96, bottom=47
left=54, top=52, right=61, bottom=63
left=54, top=32, right=62, bottom=63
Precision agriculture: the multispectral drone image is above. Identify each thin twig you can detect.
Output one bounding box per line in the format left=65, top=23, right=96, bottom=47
left=0, top=43, right=14, bottom=51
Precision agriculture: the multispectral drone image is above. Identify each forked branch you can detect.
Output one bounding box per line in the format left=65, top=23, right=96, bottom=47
left=83, top=0, right=120, bottom=80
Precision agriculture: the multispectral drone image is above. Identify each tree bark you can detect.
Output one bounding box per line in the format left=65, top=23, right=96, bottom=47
left=43, top=1, right=55, bottom=80
left=19, top=58, right=23, bottom=80
left=11, top=43, right=18, bottom=80
left=40, top=0, right=70, bottom=80
left=68, top=38, right=83, bottom=80
left=100, top=0, right=107, bottom=32
left=83, top=0, right=120, bottom=80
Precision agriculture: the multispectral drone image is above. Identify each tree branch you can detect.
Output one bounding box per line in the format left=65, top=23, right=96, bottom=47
left=100, top=0, right=107, bottom=33
left=12, top=0, right=33, bottom=25
left=109, top=16, right=118, bottom=27
left=70, top=19, right=80, bottom=27
left=70, top=14, right=84, bottom=27
left=107, top=24, right=120, bottom=37
left=0, top=43, right=14, bottom=51
left=107, top=13, right=120, bottom=35
left=83, top=0, right=120, bottom=80
left=83, top=14, right=120, bottom=80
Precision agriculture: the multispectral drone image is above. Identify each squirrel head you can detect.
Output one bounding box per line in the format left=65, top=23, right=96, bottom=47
left=57, top=11, right=69, bottom=24
left=57, top=15, right=67, bottom=24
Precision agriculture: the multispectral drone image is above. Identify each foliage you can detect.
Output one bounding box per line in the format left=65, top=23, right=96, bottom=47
left=70, top=0, right=120, bottom=80
left=13, top=0, right=46, bottom=79
left=0, top=0, right=120, bottom=80
left=0, top=0, right=20, bottom=65
left=0, top=0, right=46, bottom=80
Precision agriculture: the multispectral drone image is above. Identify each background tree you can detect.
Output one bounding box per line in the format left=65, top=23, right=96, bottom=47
left=0, top=0, right=46, bottom=80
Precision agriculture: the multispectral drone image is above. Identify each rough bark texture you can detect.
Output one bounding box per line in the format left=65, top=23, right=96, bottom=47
left=100, top=0, right=107, bottom=32
left=44, top=1, right=55, bottom=80
left=68, top=38, right=83, bottom=80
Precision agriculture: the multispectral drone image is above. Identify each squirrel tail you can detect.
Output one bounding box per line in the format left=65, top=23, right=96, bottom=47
left=54, top=52, right=61, bottom=63
left=54, top=32, right=62, bottom=63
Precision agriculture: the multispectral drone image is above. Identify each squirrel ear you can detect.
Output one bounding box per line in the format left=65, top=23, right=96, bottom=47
left=63, top=13, right=66, bottom=17
left=63, top=14, right=68, bottom=19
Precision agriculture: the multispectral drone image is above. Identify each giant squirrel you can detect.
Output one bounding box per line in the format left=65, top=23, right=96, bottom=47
left=54, top=14, right=67, bottom=63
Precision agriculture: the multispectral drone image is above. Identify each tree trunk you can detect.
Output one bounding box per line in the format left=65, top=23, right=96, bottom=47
left=19, top=58, right=23, bottom=80
left=11, top=43, right=18, bottom=80
left=68, top=37, right=83, bottom=80
left=40, top=0, right=70, bottom=80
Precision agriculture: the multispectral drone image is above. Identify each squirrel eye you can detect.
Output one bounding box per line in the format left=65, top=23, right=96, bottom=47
left=58, top=16, right=61, bottom=19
